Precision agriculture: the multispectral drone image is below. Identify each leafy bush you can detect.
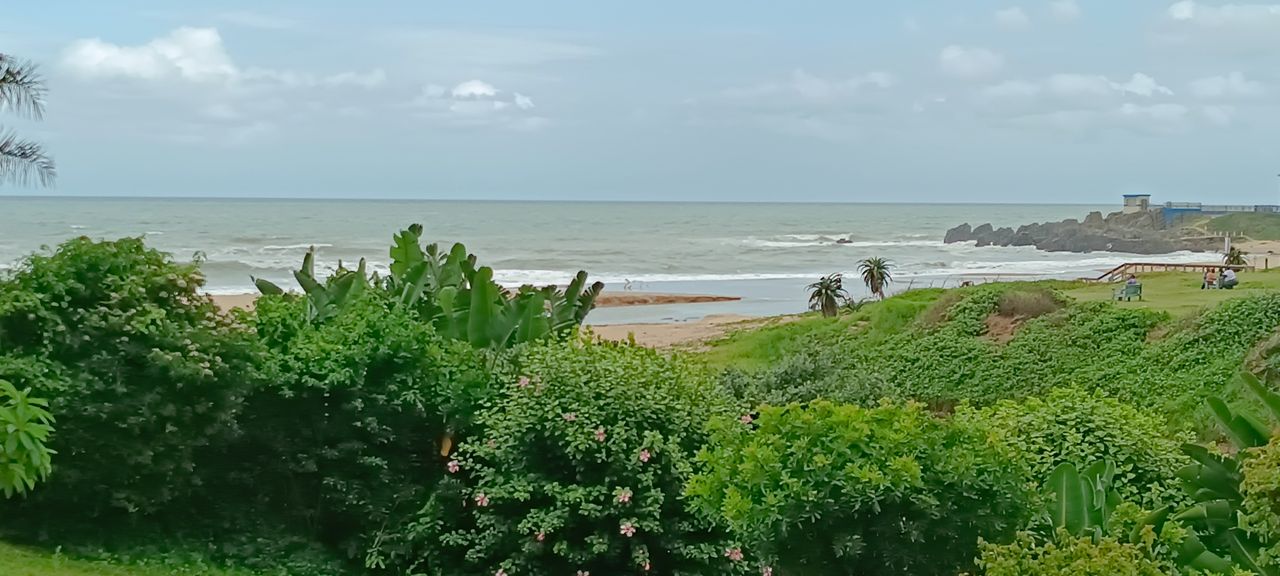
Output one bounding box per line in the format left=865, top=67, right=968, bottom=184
left=718, top=346, right=895, bottom=408
left=976, top=532, right=1168, bottom=576
left=0, top=379, right=54, bottom=497
left=0, top=237, right=260, bottom=516
left=1240, top=436, right=1280, bottom=569
left=687, top=401, right=1033, bottom=576
left=414, top=341, right=745, bottom=576
left=967, top=388, right=1192, bottom=508
left=996, top=288, right=1063, bottom=319
left=239, top=292, right=493, bottom=563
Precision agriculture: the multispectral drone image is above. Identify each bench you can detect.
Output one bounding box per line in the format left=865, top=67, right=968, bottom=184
left=1114, top=283, right=1142, bottom=302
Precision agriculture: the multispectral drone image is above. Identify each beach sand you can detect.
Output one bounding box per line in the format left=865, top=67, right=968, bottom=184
left=210, top=291, right=749, bottom=348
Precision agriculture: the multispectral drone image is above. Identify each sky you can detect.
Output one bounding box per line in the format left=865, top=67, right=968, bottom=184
left=3, top=0, right=1280, bottom=203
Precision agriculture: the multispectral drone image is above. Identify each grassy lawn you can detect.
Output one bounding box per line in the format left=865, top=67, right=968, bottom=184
left=0, top=541, right=254, bottom=576
left=1065, top=269, right=1280, bottom=317
left=1206, top=212, right=1280, bottom=241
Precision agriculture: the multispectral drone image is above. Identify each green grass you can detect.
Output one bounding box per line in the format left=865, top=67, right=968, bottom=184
left=1064, top=269, right=1280, bottom=317
left=1206, top=212, right=1280, bottom=241
left=702, top=288, right=945, bottom=369
left=0, top=541, right=256, bottom=576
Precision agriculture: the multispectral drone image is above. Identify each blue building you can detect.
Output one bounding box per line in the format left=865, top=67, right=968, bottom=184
left=1155, top=200, right=1280, bottom=225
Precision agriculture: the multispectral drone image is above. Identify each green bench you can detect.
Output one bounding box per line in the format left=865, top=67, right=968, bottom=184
left=1114, top=283, right=1142, bottom=302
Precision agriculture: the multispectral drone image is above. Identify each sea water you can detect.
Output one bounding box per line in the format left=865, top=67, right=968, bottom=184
left=0, top=198, right=1217, bottom=323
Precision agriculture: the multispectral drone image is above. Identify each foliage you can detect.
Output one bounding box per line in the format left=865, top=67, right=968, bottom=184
left=969, top=387, right=1191, bottom=508
left=1226, top=247, right=1248, bottom=267
left=0, top=237, right=259, bottom=516
left=996, top=288, right=1063, bottom=319
left=0, top=540, right=266, bottom=576
left=806, top=273, right=848, bottom=318
left=0, top=53, right=55, bottom=187
left=240, top=292, right=494, bottom=565
left=687, top=401, right=1033, bottom=576
left=858, top=257, right=892, bottom=300
left=718, top=346, right=896, bottom=408
left=256, top=224, right=604, bottom=352
left=414, top=341, right=745, bottom=576
left=976, top=531, right=1169, bottom=576
left=1241, top=436, right=1280, bottom=570
left=0, top=379, right=54, bottom=497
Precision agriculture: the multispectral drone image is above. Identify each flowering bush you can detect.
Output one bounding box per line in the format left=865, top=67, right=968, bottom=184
left=0, top=237, right=259, bottom=516
left=415, top=341, right=749, bottom=576
left=687, top=401, right=1032, bottom=576
left=964, top=387, right=1192, bottom=509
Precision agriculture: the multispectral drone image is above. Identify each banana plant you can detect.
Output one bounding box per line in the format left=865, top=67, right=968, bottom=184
left=1042, top=460, right=1121, bottom=541
left=253, top=247, right=368, bottom=323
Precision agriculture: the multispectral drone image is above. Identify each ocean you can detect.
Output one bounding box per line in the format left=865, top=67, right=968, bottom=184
left=0, top=198, right=1220, bottom=323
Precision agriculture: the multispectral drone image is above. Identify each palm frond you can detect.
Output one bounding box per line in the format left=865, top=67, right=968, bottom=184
left=0, top=129, right=56, bottom=187
left=0, top=54, right=47, bottom=120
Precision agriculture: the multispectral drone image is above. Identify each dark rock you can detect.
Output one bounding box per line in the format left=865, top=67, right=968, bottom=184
left=973, top=223, right=995, bottom=237
left=944, top=223, right=973, bottom=244
left=835, top=238, right=852, bottom=245
left=1083, top=211, right=1105, bottom=228
left=942, top=207, right=1210, bottom=254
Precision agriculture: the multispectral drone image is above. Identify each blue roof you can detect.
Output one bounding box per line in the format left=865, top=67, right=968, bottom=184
left=1122, top=194, right=1151, bottom=198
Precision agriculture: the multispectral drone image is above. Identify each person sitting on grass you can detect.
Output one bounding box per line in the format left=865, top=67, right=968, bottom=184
left=1203, top=268, right=1217, bottom=290
left=1126, top=274, right=1139, bottom=286
left=1221, top=267, right=1239, bottom=290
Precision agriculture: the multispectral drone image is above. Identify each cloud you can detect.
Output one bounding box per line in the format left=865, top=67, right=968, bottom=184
left=721, top=69, right=896, bottom=104
left=62, top=27, right=385, bottom=91
left=1202, top=105, right=1235, bottom=126
left=63, top=27, right=237, bottom=83
left=982, top=73, right=1174, bottom=101
left=1168, top=1, right=1280, bottom=27
left=217, top=10, right=296, bottom=30
left=1051, top=0, right=1082, bottom=21
left=938, top=45, right=1005, bottom=80
left=995, top=7, right=1031, bottom=29
left=387, top=29, right=599, bottom=68
left=1189, top=72, right=1265, bottom=98
left=410, top=80, right=545, bottom=129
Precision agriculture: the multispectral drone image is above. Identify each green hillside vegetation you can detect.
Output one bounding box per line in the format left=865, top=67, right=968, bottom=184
left=1207, top=212, right=1280, bottom=241
left=4, top=232, right=1280, bottom=575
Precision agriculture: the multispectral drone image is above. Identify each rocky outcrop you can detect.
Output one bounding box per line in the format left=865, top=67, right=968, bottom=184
left=945, top=208, right=1220, bottom=254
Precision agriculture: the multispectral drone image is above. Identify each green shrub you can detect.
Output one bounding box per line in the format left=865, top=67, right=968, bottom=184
left=976, top=532, right=1168, bottom=576
left=1241, top=435, right=1280, bottom=569
left=414, top=341, right=745, bottom=576
left=240, top=292, right=493, bottom=564
left=0, top=237, right=259, bottom=516
left=967, top=388, right=1192, bottom=508
left=687, top=401, right=1033, bottom=576
left=996, top=288, right=1063, bottom=319
left=0, top=379, right=54, bottom=497
left=718, top=346, right=895, bottom=408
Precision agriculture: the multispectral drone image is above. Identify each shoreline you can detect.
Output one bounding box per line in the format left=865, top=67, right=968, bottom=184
left=209, top=291, right=742, bottom=313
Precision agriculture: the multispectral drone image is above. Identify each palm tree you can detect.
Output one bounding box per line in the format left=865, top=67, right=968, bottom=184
left=1, top=53, right=55, bottom=187
left=1224, top=246, right=1247, bottom=267
left=807, top=273, right=848, bottom=318
left=858, top=257, right=893, bottom=300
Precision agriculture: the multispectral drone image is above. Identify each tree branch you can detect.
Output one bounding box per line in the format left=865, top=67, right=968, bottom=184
left=0, top=53, right=47, bottom=120
left=0, top=129, right=56, bottom=187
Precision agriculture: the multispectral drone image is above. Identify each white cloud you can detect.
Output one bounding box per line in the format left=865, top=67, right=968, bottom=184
left=1168, top=1, right=1280, bottom=26
left=720, top=69, right=896, bottom=104
left=1189, top=72, right=1265, bottom=98
left=938, top=45, right=1005, bottom=80
left=1051, top=0, right=1082, bottom=21
left=217, top=10, right=296, bottom=30
left=983, top=73, right=1173, bottom=100
left=995, top=7, right=1031, bottom=29
left=410, top=80, right=546, bottom=129
left=62, top=27, right=385, bottom=90
left=1114, top=73, right=1175, bottom=97
left=63, top=27, right=237, bottom=83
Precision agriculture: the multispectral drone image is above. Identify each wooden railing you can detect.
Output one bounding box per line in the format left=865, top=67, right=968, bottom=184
left=1093, top=262, right=1253, bottom=283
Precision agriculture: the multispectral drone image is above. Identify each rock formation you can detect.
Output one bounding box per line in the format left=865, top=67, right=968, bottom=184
left=944, top=208, right=1221, bottom=254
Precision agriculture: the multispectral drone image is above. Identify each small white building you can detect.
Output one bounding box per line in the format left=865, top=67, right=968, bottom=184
left=1122, top=194, right=1151, bottom=214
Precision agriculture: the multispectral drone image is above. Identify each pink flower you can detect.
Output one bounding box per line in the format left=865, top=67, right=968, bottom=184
left=762, top=568, right=773, bottom=576
left=740, top=414, right=754, bottom=425
left=619, top=522, right=636, bottom=537
left=535, top=531, right=545, bottom=542
left=474, top=493, right=490, bottom=507
left=725, top=548, right=744, bottom=562
left=639, top=449, right=651, bottom=463
left=643, top=562, right=651, bottom=571
left=518, top=376, right=531, bottom=388
left=563, top=412, right=577, bottom=422
left=594, top=427, right=607, bottom=442
left=576, top=572, right=590, bottom=576
left=446, top=460, right=460, bottom=474
left=615, top=488, right=633, bottom=504
left=495, top=570, right=506, bottom=576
